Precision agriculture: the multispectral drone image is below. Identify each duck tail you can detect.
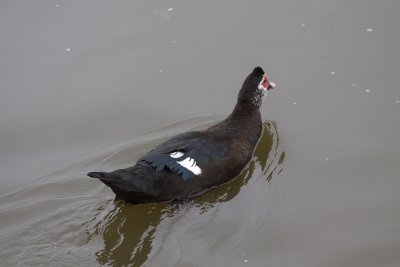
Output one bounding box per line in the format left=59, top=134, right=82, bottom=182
left=87, top=171, right=115, bottom=179
left=87, top=171, right=124, bottom=189
left=87, top=169, right=159, bottom=203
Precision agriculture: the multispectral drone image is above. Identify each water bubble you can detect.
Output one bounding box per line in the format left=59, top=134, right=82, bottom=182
left=300, top=24, right=306, bottom=28
left=395, top=100, right=400, bottom=104
left=366, top=28, right=374, bottom=32
left=244, top=259, right=249, bottom=263
left=65, top=48, right=71, bottom=52
left=352, top=83, right=356, bottom=87
left=55, top=4, right=60, bottom=8
left=365, top=89, right=371, bottom=93
left=167, top=8, right=174, bottom=11
left=293, top=102, right=297, bottom=105
left=330, top=71, right=336, bottom=75
left=154, top=9, right=170, bottom=20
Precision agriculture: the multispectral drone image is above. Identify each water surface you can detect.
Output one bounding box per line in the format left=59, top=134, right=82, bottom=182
left=1, top=0, right=400, bottom=266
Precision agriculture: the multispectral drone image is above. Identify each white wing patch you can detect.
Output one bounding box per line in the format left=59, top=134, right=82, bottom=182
left=170, top=151, right=184, bottom=158
left=169, top=151, right=202, bottom=175
left=177, top=157, right=202, bottom=175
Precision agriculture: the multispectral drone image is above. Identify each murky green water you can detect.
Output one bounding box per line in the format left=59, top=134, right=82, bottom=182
left=1, top=1, right=400, bottom=266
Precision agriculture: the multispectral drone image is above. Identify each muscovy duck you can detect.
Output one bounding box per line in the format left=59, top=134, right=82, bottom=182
left=88, top=67, right=276, bottom=203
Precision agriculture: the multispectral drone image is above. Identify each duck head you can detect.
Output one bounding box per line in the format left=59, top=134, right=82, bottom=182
left=237, top=66, right=276, bottom=109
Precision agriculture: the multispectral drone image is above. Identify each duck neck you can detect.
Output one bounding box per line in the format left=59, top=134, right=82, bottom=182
left=221, top=101, right=262, bottom=135
left=229, top=101, right=261, bottom=119
left=215, top=101, right=262, bottom=146
left=207, top=100, right=262, bottom=143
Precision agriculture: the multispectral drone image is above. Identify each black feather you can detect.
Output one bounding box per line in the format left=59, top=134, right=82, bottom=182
left=252, top=66, right=264, bottom=76
left=87, top=66, right=269, bottom=203
left=137, top=135, right=230, bottom=181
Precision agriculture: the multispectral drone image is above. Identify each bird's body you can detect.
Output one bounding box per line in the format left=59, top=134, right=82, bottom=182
left=88, top=67, right=275, bottom=204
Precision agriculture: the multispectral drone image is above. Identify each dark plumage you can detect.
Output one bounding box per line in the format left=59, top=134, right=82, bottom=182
left=88, top=67, right=275, bottom=204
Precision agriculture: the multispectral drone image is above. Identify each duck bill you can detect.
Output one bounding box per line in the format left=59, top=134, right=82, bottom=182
left=268, top=81, right=276, bottom=90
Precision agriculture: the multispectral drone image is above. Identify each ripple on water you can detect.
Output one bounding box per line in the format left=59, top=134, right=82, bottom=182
left=0, top=116, right=285, bottom=267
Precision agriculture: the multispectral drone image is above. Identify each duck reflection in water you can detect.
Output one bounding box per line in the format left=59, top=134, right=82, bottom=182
left=87, top=122, right=285, bottom=267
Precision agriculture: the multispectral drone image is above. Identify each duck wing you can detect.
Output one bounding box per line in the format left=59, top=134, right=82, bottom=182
left=138, top=132, right=230, bottom=181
